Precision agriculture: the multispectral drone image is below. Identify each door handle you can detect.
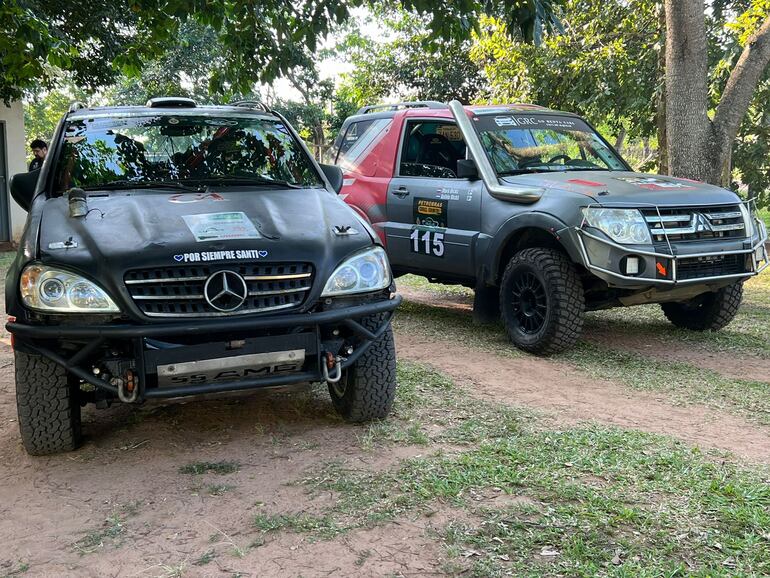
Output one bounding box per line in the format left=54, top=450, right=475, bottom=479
left=393, top=186, right=410, bottom=198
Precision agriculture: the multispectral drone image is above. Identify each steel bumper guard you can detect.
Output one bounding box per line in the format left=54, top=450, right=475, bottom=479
left=574, top=205, right=768, bottom=285
left=6, top=295, right=402, bottom=400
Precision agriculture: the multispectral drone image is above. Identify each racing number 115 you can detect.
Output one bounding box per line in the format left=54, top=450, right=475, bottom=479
left=410, top=229, right=445, bottom=257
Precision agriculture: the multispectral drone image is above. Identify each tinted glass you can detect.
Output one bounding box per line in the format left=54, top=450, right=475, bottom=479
left=474, top=114, right=626, bottom=174
left=55, top=114, right=322, bottom=191
left=335, top=118, right=392, bottom=169
left=400, top=120, right=467, bottom=178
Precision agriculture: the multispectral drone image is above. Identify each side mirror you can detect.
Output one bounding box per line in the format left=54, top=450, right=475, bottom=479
left=10, top=169, right=40, bottom=211
left=319, top=163, right=344, bottom=194
left=457, top=159, right=479, bottom=181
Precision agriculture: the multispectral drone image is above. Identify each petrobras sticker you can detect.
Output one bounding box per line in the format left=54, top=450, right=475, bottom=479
left=173, top=249, right=269, bottom=263
left=182, top=211, right=261, bottom=242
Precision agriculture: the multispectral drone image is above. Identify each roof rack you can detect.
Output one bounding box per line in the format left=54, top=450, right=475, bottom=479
left=355, top=101, right=446, bottom=115
left=68, top=102, right=87, bottom=113
left=146, top=97, right=197, bottom=108
left=230, top=100, right=271, bottom=113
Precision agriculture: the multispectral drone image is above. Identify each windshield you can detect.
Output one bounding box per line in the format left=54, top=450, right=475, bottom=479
left=474, top=114, right=627, bottom=175
left=54, top=114, right=322, bottom=192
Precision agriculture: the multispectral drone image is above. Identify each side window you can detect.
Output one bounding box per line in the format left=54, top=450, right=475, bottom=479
left=335, top=119, right=392, bottom=168
left=399, top=120, right=467, bottom=178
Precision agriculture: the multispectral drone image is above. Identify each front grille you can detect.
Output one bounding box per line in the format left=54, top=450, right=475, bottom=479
left=125, top=263, right=313, bottom=317
left=642, top=205, right=746, bottom=244
left=676, top=254, right=747, bottom=280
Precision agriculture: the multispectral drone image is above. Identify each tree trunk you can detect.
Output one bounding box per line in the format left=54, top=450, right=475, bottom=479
left=313, top=124, right=325, bottom=161
left=656, top=4, right=669, bottom=175
left=664, top=0, right=721, bottom=183
left=656, top=86, right=668, bottom=174
left=721, top=146, right=732, bottom=189
left=665, top=2, right=770, bottom=186
left=614, top=128, right=626, bottom=155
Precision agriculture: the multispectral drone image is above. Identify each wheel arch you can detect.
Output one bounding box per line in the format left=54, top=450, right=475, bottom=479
left=482, top=213, right=583, bottom=286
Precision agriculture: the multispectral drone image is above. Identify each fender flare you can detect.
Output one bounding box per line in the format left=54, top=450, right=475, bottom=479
left=479, top=212, right=583, bottom=286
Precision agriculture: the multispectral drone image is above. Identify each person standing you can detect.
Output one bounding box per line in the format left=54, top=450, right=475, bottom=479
left=28, top=139, right=47, bottom=171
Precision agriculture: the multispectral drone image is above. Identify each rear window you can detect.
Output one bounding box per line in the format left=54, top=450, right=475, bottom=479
left=335, top=118, right=392, bottom=169
left=54, top=113, right=322, bottom=192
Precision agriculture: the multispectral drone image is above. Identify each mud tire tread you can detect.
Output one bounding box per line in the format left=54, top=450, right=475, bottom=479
left=15, top=349, right=81, bottom=455
left=661, top=282, right=743, bottom=331
left=329, top=314, right=396, bottom=422
left=500, top=248, right=585, bottom=355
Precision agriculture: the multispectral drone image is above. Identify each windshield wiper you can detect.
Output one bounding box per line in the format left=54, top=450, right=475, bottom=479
left=560, top=167, right=610, bottom=172
left=497, top=168, right=547, bottom=176
left=81, top=180, right=203, bottom=192
left=191, top=176, right=303, bottom=189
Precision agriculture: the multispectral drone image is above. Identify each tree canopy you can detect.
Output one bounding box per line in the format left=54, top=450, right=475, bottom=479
left=1, top=0, right=561, bottom=104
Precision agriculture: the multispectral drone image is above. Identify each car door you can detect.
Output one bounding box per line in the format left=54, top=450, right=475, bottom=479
left=384, top=119, right=482, bottom=278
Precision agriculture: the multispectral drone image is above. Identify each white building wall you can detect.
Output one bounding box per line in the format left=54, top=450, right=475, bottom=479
left=1, top=101, right=28, bottom=241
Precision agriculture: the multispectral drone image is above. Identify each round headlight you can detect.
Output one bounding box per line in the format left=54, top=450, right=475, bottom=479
left=331, top=266, right=358, bottom=292
left=40, top=278, right=65, bottom=304
left=69, top=281, right=110, bottom=309
left=322, top=247, right=392, bottom=297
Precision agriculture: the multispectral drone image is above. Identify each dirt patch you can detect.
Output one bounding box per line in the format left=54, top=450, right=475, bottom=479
left=0, top=279, right=766, bottom=574
left=394, top=331, right=770, bottom=464
left=583, top=328, right=769, bottom=383
left=0, top=338, right=433, bottom=577
left=399, top=285, right=770, bottom=384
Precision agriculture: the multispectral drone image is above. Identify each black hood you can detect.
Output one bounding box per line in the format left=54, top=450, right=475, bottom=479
left=35, top=187, right=376, bottom=315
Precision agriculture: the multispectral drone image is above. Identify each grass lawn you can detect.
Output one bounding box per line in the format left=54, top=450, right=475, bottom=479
left=758, top=207, right=770, bottom=230
left=396, top=267, right=770, bottom=427
left=254, top=362, right=770, bottom=577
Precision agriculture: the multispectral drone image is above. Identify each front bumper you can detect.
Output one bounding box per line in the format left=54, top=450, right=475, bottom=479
left=7, top=295, right=401, bottom=400
left=572, top=218, right=768, bottom=287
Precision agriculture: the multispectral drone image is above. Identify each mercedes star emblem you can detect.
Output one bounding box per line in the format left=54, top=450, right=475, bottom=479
left=203, top=270, right=248, bottom=312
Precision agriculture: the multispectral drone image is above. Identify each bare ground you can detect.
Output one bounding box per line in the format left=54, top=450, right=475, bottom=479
left=394, top=331, right=770, bottom=463
left=1, top=281, right=769, bottom=575
left=398, top=285, right=770, bottom=383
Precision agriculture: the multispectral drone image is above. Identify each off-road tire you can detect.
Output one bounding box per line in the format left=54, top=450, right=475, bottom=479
left=329, top=314, right=396, bottom=422
left=661, top=282, right=743, bottom=331
left=15, top=349, right=82, bottom=455
left=500, top=248, right=585, bottom=355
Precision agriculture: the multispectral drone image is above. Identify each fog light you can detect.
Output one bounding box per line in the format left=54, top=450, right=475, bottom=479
left=625, top=256, right=640, bottom=275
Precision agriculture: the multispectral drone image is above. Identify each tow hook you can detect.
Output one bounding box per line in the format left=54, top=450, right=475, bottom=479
left=322, top=351, right=343, bottom=384
left=113, top=369, right=139, bottom=403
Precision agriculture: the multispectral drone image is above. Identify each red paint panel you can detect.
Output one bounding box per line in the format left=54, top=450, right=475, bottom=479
left=567, top=178, right=605, bottom=187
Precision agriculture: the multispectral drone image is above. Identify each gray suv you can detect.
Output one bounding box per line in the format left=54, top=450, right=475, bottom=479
left=333, top=100, right=768, bottom=354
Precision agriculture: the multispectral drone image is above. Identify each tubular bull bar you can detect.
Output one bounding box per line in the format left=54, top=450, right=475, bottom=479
left=6, top=295, right=402, bottom=400
left=574, top=200, right=769, bottom=285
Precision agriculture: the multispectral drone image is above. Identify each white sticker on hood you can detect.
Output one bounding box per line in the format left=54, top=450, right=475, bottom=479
left=182, top=212, right=261, bottom=242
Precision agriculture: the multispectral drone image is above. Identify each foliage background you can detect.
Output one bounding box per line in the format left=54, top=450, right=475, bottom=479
left=17, top=1, right=770, bottom=207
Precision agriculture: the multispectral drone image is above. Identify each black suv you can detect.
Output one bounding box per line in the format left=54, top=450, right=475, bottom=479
left=7, top=98, right=400, bottom=455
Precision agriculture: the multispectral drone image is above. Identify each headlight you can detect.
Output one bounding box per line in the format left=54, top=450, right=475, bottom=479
left=20, top=264, right=120, bottom=313
left=582, top=207, right=652, bottom=245
left=322, top=246, right=391, bottom=297
left=739, top=204, right=755, bottom=238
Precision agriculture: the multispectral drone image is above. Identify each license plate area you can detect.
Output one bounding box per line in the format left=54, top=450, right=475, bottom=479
left=156, top=350, right=305, bottom=386
left=143, top=333, right=317, bottom=388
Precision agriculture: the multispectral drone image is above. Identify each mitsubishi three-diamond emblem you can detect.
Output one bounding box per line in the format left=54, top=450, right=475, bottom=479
left=693, top=212, right=712, bottom=233
left=203, top=270, right=248, bottom=312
